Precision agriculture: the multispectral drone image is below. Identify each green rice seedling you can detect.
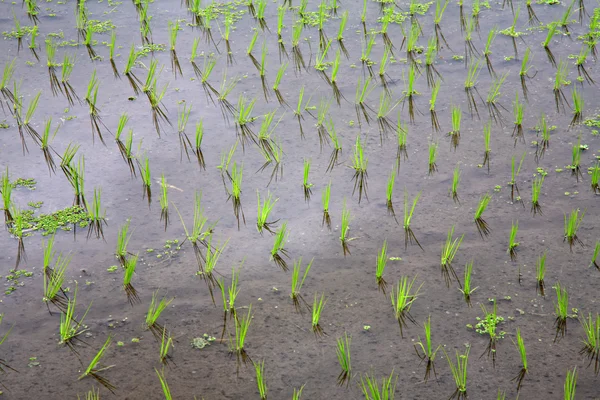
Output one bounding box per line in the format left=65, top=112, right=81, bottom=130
left=329, top=50, right=343, bottom=105
left=480, top=300, right=503, bottom=366
left=159, top=175, right=169, bottom=231
left=218, top=142, right=238, bottom=187
left=440, top=226, right=464, bottom=287
left=403, top=63, right=420, bottom=123
left=391, top=276, right=422, bottom=337
left=270, top=221, right=290, bottom=271
left=322, top=182, right=331, bottom=230
left=39, top=118, right=58, bottom=174
left=138, top=155, right=152, bottom=207
left=198, top=56, right=219, bottom=105
left=123, top=253, right=140, bottom=306
left=276, top=6, right=288, bottom=60
left=335, top=333, right=352, bottom=386
left=535, top=113, right=550, bottom=161
left=84, top=70, right=107, bottom=145
left=542, top=22, right=558, bottom=67
left=11, top=13, right=25, bottom=53
left=414, top=315, right=442, bottom=382
left=592, top=241, right=600, bottom=270
left=360, top=0, right=367, bottom=32
left=43, top=252, right=70, bottom=312
left=519, top=48, right=535, bottom=101
left=256, top=0, right=269, bottom=32
left=78, top=336, right=115, bottom=393
left=0, top=169, right=13, bottom=225
left=87, top=188, right=106, bottom=240
left=59, top=282, right=91, bottom=354
left=21, top=90, right=42, bottom=144
left=0, top=314, right=16, bottom=377
left=259, top=42, right=270, bottom=102
left=464, top=58, right=482, bottom=118
left=404, top=190, right=423, bottom=250
left=360, top=371, right=397, bottom=400
left=483, top=27, right=498, bottom=77
left=290, top=258, right=312, bottom=313
left=406, top=22, right=421, bottom=66
left=168, top=20, right=182, bottom=78
left=486, top=72, right=509, bottom=125
left=355, top=76, right=375, bottom=127
left=337, top=10, right=349, bottom=58
left=482, top=121, right=492, bottom=173
left=429, top=80, right=441, bottom=132
left=45, top=40, right=62, bottom=96
left=445, top=346, right=470, bottom=399
left=225, top=266, right=242, bottom=325
left=340, top=200, right=353, bottom=256
left=146, top=290, right=174, bottom=341
left=553, top=59, right=570, bottom=113
left=229, top=162, right=245, bottom=229
left=386, top=169, right=398, bottom=221
left=536, top=251, right=547, bottom=296
left=29, top=24, right=39, bottom=60
left=580, top=313, right=600, bottom=374
left=508, top=152, right=526, bottom=204
left=148, top=80, right=172, bottom=137
left=155, top=368, right=172, bottom=400
left=558, top=0, right=575, bottom=33
left=217, top=71, right=238, bottom=123
left=292, top=385, right=305, bottom=400
left=425, top=37, right=441, bottom=89
left=10, top=207, right=28, bottom=268
left=173, top=192, right=214, bottom=269
left=256, top=190, right=279, bottom=235
left=253, top=360, right=268, bottom=399
left=507, top=220, right=519, bottom=261
left=291, top=20, right=306, bottom=73
left=428, top=141, right=438, bottom=175
left=199, top=236, right=228, bottom=305
left=512, top=92, right=525, bottom=146
left=315, top=97, right=332, bottom=151
left=83, top=23, right=97, bottom=60
left=351, top=136, right=369, bottom=204
left=312, top=293, right=327, bottom=337
left=564, top=367, right=577, bottom=399
left=190, top=37, right=202, bottom=77
left=463, top=16, right=479, bottom=64
left=123, top=44, right=142, bottom=95
left=359, top=31, right=377, bottom=76
left=273, top=62, right=288, bottom=106
left=449, top=164, right=461, bottom=203
left=459, top=261, right=478, bottom=306
left=570, top=137, right=583, bottom=181
left=66, top=156, right=87, bottom=210
left=326, top=118, right=342, bottom=172
left=511, top=328, right=528, bottom=392
left=257, top=110, right=282, bottom=161
left=75, top=2, right=88, bottom=41
left=42, top=234, right=56, bottom=279
left=257, top=137, right=284, bottom=186
left=190, top=120, right=206, bottom=171
left=177, top=103, right=193, bottom=161
left=222, top=15, right=234, bottom=65
left=592, top=163, right=600, bottom=194
left=433, top=0, right=450, bottom=48
left=575, top=45, right=594, bottom=85
left=294, top=86, right=312, bottom=138
left=376, top=240, right=389, bottom=293
left=554, top=282, right=569, bottom=341
left=569, top=86, right=584, bottom=129
left=0, top=59, right=16, bottom=104
left=60, top=143, right=80, bottom=181
left=474, top=193, right=492, bottom=238
left=302, top=159, right=313, bottom=203
left=502, top=6, right=520, bottom=56
left=25, top=0, right=39, bottom=26
left=115, top=219, right=133, bottom=267
left=60, top=54, right=80, bottom=106
left=234, top=95, right=258, bottom=151
left=112, top=113, right=129, bottom=161
left=531, top=175, right=544, bottom=216
left=230, top=304, right=253, bottom=370
left=108, top=30, right=119, bottom=79
left=77, top=388, right=100, bottom=400
left=564, top=208, right=585, bottom=251
left=316, top=1, right=328, bottom=51
left=396, top=116, right=408, bottom=164
left=471, top=0, right=481, bottom=30
left=448, top=105, right=462, bottom=150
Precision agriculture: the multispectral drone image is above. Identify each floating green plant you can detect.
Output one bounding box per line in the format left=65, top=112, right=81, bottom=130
left=479, top=300, right=504, bottom=367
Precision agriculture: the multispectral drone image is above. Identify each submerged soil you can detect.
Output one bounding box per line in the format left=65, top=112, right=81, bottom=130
left=0, top=0, right=599, bottom=399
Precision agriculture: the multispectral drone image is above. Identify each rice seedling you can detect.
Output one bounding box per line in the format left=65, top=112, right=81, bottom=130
left=299, top=159, right=314, bottom=203
left=312, top=293, right=327, bottom=337
left=434, top=0, right=450, bottom=49
left=482, top=121, right=492, bottom=173
left=340, top=200, right=353, bottom=256
left=138, top=155, right=152, bottom=207
left=564, top=208, right=585, bottom=251
left=87, top=188, right=106, bottom=240
left=78, top=336, right=115, bottom=393
left=217, top=71, right=238, bottom=123
left=508, top=152, right=526, bottom=204
left=575, top=44, right=594, bottom=85
left=486, top=72, right=509, bottom=125
left=337, top=10, right=349, bottom=58
left=229, top=162, right=245, bottom=229
left=579, top=313, right=600, bottom=374
left=446, top=164, right=461, bottom=204
left=84, top=70, right=107, bottom=145
left=553, top=59, right=571, bottom=113
left=59, top=283, right=91, bottom=354
left=107, top=30, right=119, bottom=79
left=276, top=6, right=288, bottom=61
left=258, top=42, right=271, bottom=102
left=60, top=143, right=80, bottom=181
left=424, top=38, right=441, bottom=89
left=440, top=226, right=464, bottom=287
left=221, top=16, right=234, bottom=65
left=558, top=0, right=576, bottom=33
left=60, top=54, right=80, bottom=106
left=457, top=261, right=478, bottom=306
left=294, top=86, right=312, bottom=139
left=511, top=93, right=525, bottom=147
left=122, top=253, right=140, bottom=306
left=0, top=59, right=16, bottom=104
left=464, top=58, right=483, bottom=118
left=446, top=105, right=461, bottom=150
left=326, top=118, right=342, bottom=172
left=355, top=76, right=375, bottom=127
left=199, top=6, right=216, bottom=47
left=66, top=156, right=87, bottom=210
left=406, top=22, right=421, bottom=66
left=479, top=300, right=502, bottom=366
left=541, top=22, right=558, bottom=68
left=176, top=103, right=193, bottom=161
left=564, top=367, right=577, bottom=399
left=43, top=251, right=70, bottom=312
left=114, top=219, right=133, bottom=268
left=511, top=328, right=528, bottom=392
left=474, top=193, right=492, bottom=239
left=403, top=190, right=423, bottom=250
left=38, top=118, right=58, bottom=175
left=429, top=80, right=441, bottom=132
left=148, top=81, right=172, bottom=137
left=20, top=90, right=42, bottom=145
left=517, top=48, right=536, bottom=100
left=158, top=175, right=169, bottom=231
left=198, top=56, right=219, bottom=105
left=375, top=240, right=389, bottom=293
left=463, top=16, right=479, bottom=64
left=272, top=62, right=288, bottom=106
left=154, top=367, right=173, bottom=400
left=77, top=387, right=100, bottom=400
left=0, top=170, right=13, bottom=225
left=291, top=20, right=306, bottom=73
left=28, top=25, right=39, bottom=60
left=175, top=192, right=214, bottom=270
left=403, top=63, right=420, bottom=123
left=471, top=0, right=481, bottom=31
left=146, top=290, right=174, bottom=340
left=428, top=141, right=438, bottom=175
left=83, top=23, right=97, bottom=60
left=536, top=251, right=547, bottom=296
left=9, top=207, right=30, bottom=268
left=230, top=304, right=253, bottom=370
left=569, top=86, right=584, bottom=129
left=0, top=314, right=15, bottom=377
left=530, top=175, right=544, bottom=216
left=234, top=96, right=258, bottom=151
left=590, top=241, right=600, bottom=270
left=359, top=371, right=397, bottom=400
left=483, top=27, right=498, bottom=77
left=335, top=333, right=352, bottom=386
left=290, top=257, right=312, bottom=313
left=123, top=44, right=142, bottom=95
left=391, top=276, right=422, bottom=337
left=413, top=315, right=442, bottom=382
left=257, top=110, right=282, bottom=161
left=570, top=137, right=583, bottom=181
left=167, top=20, right=182, bottom=78
left=396, top=116, right=408, bottom=165
left=12, top=13, right=25, bottom=53
left=314, top=97, right=332, bottom=151
left=329, top=49, right=343, bottom=105
left=360, top=32, right=377, bottom=75
left=386, top=169, right=398, bottom=222
left=256, top=190, right=279, bottom=235
left=199, top=236, right=228, bottom=305
left=535, top=113, right=550, bottom=161
left=25, top=0, right=40, bottom=25
left=322, top=182, right=331, bottom=230
left=351, top=136, right=369, bottom=204
left=592, top=163, right=600, bottom=194
left=554, top=282, right=569, bottom=342
left=270, top=221, right=289, bottom=271
left=507, top=220, right=520, bottom=261
left=75, top=2, right=88, bottom=41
